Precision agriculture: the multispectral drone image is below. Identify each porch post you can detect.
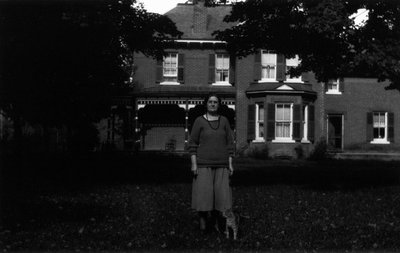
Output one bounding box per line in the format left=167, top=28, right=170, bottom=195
left=134, top=100, right=140, bottom=151
left=185, top=99, right=189, bottom=150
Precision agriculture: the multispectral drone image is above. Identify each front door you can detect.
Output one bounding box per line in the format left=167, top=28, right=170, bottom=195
left=327, top=114, right=343, bottom=150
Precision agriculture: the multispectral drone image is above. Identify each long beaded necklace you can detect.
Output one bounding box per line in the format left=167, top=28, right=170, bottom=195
left=205, top=113, right=220, bottom=130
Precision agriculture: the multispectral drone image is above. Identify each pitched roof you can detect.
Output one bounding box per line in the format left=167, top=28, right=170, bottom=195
left=165, top=2, right=234, bottom=40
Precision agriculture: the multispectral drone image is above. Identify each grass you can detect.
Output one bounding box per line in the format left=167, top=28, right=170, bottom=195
left=1, top=153, right=400, bottom=251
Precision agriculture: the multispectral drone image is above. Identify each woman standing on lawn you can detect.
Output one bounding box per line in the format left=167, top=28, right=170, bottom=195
left=188, top=93, right=234, bottom=232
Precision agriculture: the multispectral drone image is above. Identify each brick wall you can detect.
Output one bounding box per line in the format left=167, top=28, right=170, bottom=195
left=135, top=49, right=228, bottom=88
left=235, top=55, right=255, bottom=146
left=325, top=78, right=400, bottom=148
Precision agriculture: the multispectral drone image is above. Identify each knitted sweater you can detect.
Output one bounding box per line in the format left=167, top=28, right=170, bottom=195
left=188, top=115, right=234, bottom=166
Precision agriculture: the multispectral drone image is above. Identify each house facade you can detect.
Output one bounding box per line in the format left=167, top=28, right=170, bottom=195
left=107, top=0, right=400, bottom=157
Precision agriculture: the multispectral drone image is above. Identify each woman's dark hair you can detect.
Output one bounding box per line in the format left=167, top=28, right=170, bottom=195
left=203, top=93, right=222, bottom=110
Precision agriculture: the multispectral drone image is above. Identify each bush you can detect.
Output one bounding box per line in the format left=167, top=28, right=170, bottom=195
left=295, top=144, right=304, bottom=159
left=346, top=143, right=400, bottom=153
left=245, top=143, right=269, bottom=160
left=309, top=139, right=328, bottom=160
left=236, top=142, right=249, bottom=157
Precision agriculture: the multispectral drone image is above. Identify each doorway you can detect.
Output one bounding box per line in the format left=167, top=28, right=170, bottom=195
left=327, top=114, right=344, bottom=150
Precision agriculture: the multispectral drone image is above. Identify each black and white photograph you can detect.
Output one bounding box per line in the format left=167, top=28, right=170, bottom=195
left=1, top=0, right=400, bottom=251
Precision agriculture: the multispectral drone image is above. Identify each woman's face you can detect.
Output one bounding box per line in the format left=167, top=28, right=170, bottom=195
left=207, top=96, right=219, bottom=114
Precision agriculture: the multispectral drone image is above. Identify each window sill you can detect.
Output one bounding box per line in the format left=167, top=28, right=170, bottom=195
left=285, top=79, right=303, bottom=83
left=370, top=139, right=390, bottom=144
left=259, top=79, right=278, bottom=83
left=301, top=139, right=311, bottom=144
left=160, top=82, right=180, bottom=85
left=211, top=82, right=232, bottom=86
left=252, top=139, right=265, bottom=143
left=325, top=91, right=342, bottom=95
left=272, top=139, right=296, bottom=143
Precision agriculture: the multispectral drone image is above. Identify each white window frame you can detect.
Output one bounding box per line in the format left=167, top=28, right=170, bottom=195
left=285, top=55, right=303, bottom=83
left=370, top=112, right=390, bottom=144
left=260, top=50, right=277, bottom=82
left=161, top=53, right=179, bottom=85
left=213, top=54, right=230, bottom=85
left=273, top=103, right=295, bottom=143
left=326, top=79, right=342, bottom=94
left=301, top=105, right=310, bottom=143
left=254, top=103, right=265, bottom=141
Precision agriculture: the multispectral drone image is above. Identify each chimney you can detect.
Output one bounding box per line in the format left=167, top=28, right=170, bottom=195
left=192, top=0, right=208, bottom=34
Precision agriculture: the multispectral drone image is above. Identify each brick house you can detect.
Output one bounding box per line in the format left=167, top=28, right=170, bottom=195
left=111, top=0, right=400, bottom=157
left=130, top=1, right=235, bottom=152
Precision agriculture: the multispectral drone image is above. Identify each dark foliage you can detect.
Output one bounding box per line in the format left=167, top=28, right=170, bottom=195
left=0, top=0, right=181, bottom=152
left=308, top=139, right=329, bottom=161
left=213, top=0, right=400, bottom=90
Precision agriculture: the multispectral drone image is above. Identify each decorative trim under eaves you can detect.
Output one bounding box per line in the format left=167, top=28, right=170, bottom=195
left=246, top=90, right=317, bottom=96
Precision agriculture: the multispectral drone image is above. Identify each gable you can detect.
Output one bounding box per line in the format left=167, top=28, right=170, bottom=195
left=276, top=84, right=294, bottom=90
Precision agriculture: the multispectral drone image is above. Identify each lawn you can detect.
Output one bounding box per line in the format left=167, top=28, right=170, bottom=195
left=1, top=153, right=400, bottom=251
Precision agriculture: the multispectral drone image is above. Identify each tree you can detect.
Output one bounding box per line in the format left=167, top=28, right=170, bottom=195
left=0, top=0, right=182, bottom=152
left=212, top=0, right=400, bottom=90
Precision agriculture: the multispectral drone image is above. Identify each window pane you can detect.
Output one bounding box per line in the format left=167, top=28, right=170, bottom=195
left=286, top=56, right=299, bottom=67
left=276, top=105, right=283, bottom=121
left=262, top=66, right=275, bottom=79
left=258, top=122, right=264, bottom=137
left=283, top=105, right=290, bottom=120
left=262, top=52, right=276, bottom=65
left=216, top=54, right=229, bottom=69
left=259, top=106, right=264, bottom=122
left=223, top=57, right=229, bottom=68
left=276, top=123, right=291, bottom=138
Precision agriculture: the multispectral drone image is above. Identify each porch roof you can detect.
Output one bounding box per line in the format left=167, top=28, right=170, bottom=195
left=133, top=85, right=235, bottom=97
left=246, top=82, right=317, bottom=97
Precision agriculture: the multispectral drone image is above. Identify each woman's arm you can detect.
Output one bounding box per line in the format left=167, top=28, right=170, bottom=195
left=224, top=117, right=234, bottom=175
left=228, top=156, right=233, bottom=176
left=189, top=117, right=201, bottom=176
left=191, top=154, right=198, bottom=175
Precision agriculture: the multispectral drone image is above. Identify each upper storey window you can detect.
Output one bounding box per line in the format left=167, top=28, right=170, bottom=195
left=254, top=50, right=304, bottom=83
left=163, top=53, right=178, bottom=83
left=367, top=111, right=394, bottom=144
left=209, top=53, right=234, bottom=85
left=215, top=54, right=230, bottom=83
left=285, top=56, right=302, bottom=82
left=261, top=51, right=276, bottom=81
left=325, top=79, right=342, bottom=94
left=156, top=53, right=184, bottom=85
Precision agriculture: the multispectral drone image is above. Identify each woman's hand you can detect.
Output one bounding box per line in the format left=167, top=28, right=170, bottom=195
left=229, top=164, right=234, bottom=176
left=190, top=155, right=198, bottom=176
left=191, top=164, right=198, bottom=176
left=229, top=156, right=234, bottom=176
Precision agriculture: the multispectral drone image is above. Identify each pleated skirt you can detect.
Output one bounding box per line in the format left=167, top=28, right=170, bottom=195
left=191, top=167, right=232, bottom=212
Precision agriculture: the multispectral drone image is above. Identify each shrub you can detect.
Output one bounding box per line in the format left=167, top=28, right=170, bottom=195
left=295, top=144, right=304, bottom=159
left=236, top=142, right=249, bottom=157
left=245, top=143, right=269, bottom=160
left=309, top=139, right=328, bottom=160
left=346, top=143, right=400, bottom=153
